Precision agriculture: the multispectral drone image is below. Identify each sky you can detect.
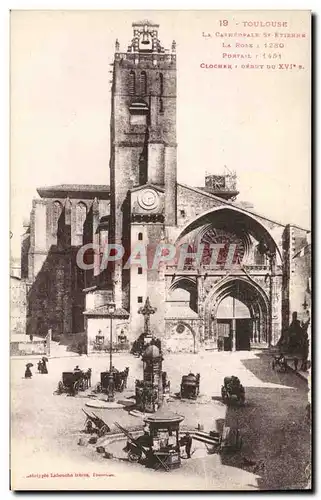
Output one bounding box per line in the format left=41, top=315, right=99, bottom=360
left=10, top=10, right=311, bottom=259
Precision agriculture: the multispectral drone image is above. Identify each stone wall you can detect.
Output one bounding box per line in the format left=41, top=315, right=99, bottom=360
left=86, top=316, right=130, bottom=354
left=164, top=319, right=200, bottom=353
left=282, top=225, right=311, bottom=328
left=10, top=339, right=47, bottom=356
left=10, top=277, right=27, bottom=337
left=26, top=194, right=109, bottom=340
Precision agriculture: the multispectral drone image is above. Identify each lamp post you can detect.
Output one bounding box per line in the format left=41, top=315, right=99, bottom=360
left=107, top=302, right=116, bottom=402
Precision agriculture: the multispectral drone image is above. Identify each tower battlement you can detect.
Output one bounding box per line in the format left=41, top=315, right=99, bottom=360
left=204, top=168, right=239, bottom=201
left=114, top=21, right=176, bottom=68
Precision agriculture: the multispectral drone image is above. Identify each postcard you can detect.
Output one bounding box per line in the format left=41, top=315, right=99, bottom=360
left=10, top=10, right=311, bottom=491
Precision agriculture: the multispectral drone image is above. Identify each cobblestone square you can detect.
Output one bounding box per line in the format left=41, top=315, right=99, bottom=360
left=11, top=350, right=310, bottom=490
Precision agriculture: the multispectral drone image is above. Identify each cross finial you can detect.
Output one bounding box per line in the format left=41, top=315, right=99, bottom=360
left=138, top=296, right=157, bottom=335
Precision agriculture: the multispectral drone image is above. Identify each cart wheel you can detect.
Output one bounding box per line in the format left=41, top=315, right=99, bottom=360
left=73, top=381, right=79, bottom=395
left=98, top=425, right=108, bottom=438
left=128, top=451, right=140, bottom=463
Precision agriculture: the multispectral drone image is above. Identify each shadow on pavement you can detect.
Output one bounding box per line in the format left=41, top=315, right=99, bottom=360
left=217, top=352, right=311, bottom=490
left=242, top=351, right=308, bottom=389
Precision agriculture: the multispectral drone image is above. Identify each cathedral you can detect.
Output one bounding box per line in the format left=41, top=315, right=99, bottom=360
left=20, top=21, right=311, bottom=354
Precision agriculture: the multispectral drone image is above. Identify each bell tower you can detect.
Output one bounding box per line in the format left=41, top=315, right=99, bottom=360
left=110, top=21, right=177, bottom=308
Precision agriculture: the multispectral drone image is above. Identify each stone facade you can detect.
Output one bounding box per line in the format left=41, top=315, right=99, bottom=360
left=21, top=186, right=110, bottom=340
left=19, top=21, right=311, bottom=353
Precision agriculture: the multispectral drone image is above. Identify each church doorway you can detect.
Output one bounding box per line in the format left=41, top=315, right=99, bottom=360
left=206, top=277, right=269, bottom=350
left=215, top=296, right=252, bottom=351
left=236, top=319, right=251, bottom=351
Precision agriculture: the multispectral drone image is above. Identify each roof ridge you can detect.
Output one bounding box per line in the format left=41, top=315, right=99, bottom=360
left=177, top=182, right=293, bottom=229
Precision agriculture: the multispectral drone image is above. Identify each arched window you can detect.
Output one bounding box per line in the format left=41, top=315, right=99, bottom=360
left=140, top=71, right=147, bottom=95
left=76, top=202, right=87, bottom=235
left=129, top=71, right=136, bottom=95
left=138, top=232, right=143, bottom=241
left=52, top=201, right=62, bottom=233
left=159, top=73, right=164, bottom=95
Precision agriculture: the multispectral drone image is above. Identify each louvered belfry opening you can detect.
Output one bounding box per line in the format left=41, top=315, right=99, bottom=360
left=129, top=70, right=136, bottom=95
left=140, top=71, right=147, bottom=95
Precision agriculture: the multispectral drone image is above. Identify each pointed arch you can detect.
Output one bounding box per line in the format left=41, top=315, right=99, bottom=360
left=175, top=205, right=283, bottom=262
left=204, top=276, right=270, bottom=344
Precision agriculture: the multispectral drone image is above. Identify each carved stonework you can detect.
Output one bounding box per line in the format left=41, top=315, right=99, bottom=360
left=164, top=320, right=198, bottom=353
left=199, top=227, right=247, bottom=267
left=251, top=275, right=270, bottom=293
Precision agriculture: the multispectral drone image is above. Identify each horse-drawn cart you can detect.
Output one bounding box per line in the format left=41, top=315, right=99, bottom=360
left=180, top=373, right=200, bottom=399
left=96, top=368, right=129, bottom=394
left=56, top=369, right=88, bottom=396
left=221, top=376, right=245, bottom=405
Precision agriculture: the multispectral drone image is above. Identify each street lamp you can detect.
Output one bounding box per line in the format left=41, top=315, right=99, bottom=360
left=107, top=302, right=116, bottom=402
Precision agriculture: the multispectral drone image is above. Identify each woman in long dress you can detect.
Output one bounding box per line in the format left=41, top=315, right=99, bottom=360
left=41, top=360, right=48, bottom=374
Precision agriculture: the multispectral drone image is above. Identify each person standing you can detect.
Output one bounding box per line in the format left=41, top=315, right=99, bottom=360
left=185, top=433, right=192, bottom=459
left=25, top=364, right=32, bottom=378
left=287, top=312, right=303, bottom=354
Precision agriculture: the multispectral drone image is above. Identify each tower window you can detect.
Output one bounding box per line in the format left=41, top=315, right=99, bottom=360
left=159, top=73, right=164, bottom=95
left=180, top=209, right=186, bottom=218
left=129, top=70, right=136, bottom=95
left=140, top=71, right=147, bottom=95
left=159, top=98, right=164, bottom=114
left=52, top=200, right=62, bottom=233
left=76, top=202, right=87, bottom=235
left=138, top=267, right=143, bottom=275
left=138, top=296, right=143, bottom=303
left=138, top=232, right=143, bottom=241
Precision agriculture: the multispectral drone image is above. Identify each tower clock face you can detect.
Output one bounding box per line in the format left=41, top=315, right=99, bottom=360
left=138, top=189, right=159, bottom=210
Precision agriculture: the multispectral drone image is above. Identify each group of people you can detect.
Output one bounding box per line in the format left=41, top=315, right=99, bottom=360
left=278, top=311, right=310, bottom=371
left=25, top=357, right=49, bottom=378
left=38, top=358, right=48, bottom=374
